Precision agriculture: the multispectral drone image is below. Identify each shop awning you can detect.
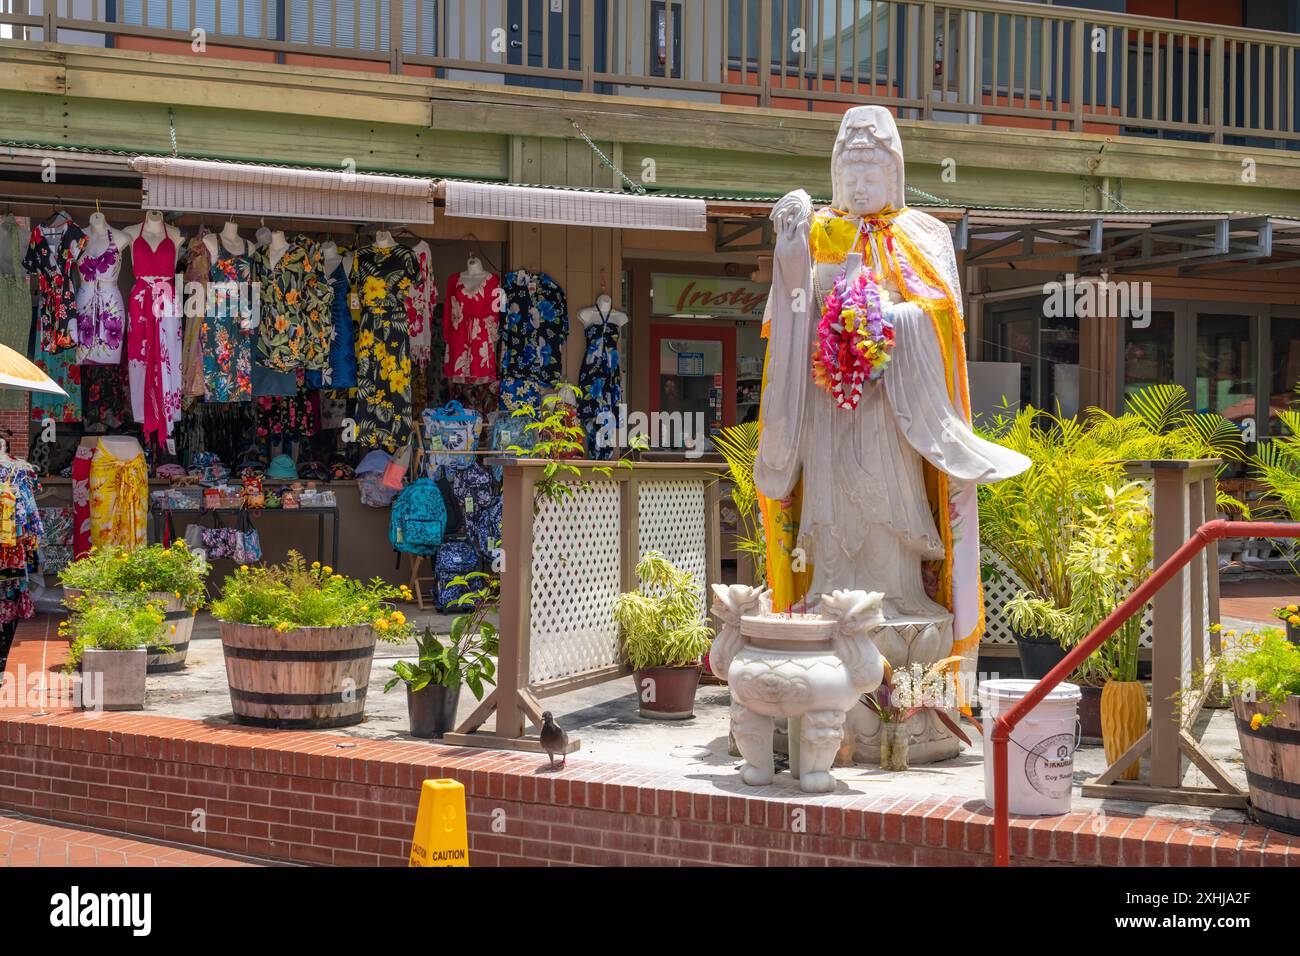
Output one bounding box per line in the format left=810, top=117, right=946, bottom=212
left=129, top=157, right=436, bottom=223
left=442, top=180, right=707, bottom=232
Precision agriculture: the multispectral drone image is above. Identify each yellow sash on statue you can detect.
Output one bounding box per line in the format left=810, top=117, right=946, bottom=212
left=757, top=206, right=982, bottom=666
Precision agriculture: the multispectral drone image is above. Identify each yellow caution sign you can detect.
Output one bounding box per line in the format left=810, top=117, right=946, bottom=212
left=409, top=778, right=470, bottom=867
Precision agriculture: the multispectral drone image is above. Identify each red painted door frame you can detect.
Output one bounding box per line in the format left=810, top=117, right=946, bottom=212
left=647, top=322, right=737, bottom=428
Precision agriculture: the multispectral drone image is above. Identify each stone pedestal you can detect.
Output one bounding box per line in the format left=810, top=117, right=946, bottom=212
left=844, top=613, right=963, bottom=765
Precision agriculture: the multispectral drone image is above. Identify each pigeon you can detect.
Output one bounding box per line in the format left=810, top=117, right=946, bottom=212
left=540, top=711, right=568, bottom=769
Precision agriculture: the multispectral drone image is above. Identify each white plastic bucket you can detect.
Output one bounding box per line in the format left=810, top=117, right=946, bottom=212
left=980, top=679, right=1082, bottom=816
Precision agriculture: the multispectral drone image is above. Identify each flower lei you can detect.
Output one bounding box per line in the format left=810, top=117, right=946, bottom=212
left=812, top=268, right=895, bottom=410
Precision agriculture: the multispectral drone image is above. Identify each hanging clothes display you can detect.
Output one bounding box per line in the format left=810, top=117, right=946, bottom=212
left=74, top=242, right=126, bottom=365
left=0, top=457, right=39, bottom=626
left=180, top=230, right=211, bottom=400
left=443, top=268, right=500, bottom=385
left=256, top=381, right=318, bottom=443
left=305, top=260, right=356, bottom=390
left=127, top=231, right=183, bottom=449
left=578, top=301, right=623, bottom=460
left=203, top=236, right=255, bottom=403
left=81, top=362, right=132, bottom=432
left=30, top=318, right=82, bottom=424
left=23, top=218, right=85, bottom=354
left=498, top=269, right=566, bottom=409
left=352, top=243, right=418, bottom=451
left=0, top=219, right=32, bottom=412
left=70, top=443, right=94, bottom=559
left=255, top=237, right=334, bottom=373
left=406, top=240, right=437, bottom=369
left=87, top=440, right=147, bottom=550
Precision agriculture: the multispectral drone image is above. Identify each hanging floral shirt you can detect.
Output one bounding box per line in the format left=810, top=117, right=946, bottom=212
left=352, top=244, right=418, bottom=451
left=23, top=221, right=86, bottom=353
left=498, top=270, right=567, bottom=386
left=255, top=238, right=335, bottom=373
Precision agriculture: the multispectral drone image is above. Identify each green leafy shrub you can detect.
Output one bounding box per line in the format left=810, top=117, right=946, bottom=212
left=385, top=574, right=499, bottom=699
left=61, top=592, right=173, bottom=672
left=60, top=541, right=208, bottom=611
left=613, top=551, right=713, bottom=670
left=1207, top=626, right=1300, bottom=726
left=211, top=551, right=414, bottom=641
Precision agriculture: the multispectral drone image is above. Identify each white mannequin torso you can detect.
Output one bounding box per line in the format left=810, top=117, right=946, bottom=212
left=265, top=230, right=290, bottom=270
left=373, top=230, right=395, bottom=249
left=204, top=221, right=249, bottom=260
left=321, top=241, right=342, bottom=277
left=80, top=433, right=142, bottom=462
left=578, top=293, right=628, bottom=329
left=457, top=255, right=490, bottom=296
left=79, top=213, right=130, bottom=261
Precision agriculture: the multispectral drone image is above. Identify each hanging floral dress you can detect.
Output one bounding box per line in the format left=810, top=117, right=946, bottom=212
left=87, top=440, right=147, bottom=550
left=127, top=231, right=183, bottom=450
left=30, top=332, right=82, bottom=424
left=180, top=231, right=211, bottom=399
left=306, top=261, right=356, bottom=390
left=578, top=303, right=622, bottom=460
left=74, top=241, right=126, bottom=365
left=202, top=238, right=255, bottom=402
left=255, top=239, right=334, bottom=373
left=23, top=220, right=84, bottom=354
left=498, top=269, right=567, bottom=409
left=353, top=244, right=417, bottom=451
left=444, top=270, right=500, bottom=385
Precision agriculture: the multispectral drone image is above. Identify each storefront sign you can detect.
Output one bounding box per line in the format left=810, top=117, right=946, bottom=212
left=652, top=274, right=770, bottom=318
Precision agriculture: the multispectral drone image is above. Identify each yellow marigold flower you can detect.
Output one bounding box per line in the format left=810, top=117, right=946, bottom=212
left=1288, top=604, right=1298, bottom=613
left=1290, top=615, right=1300, bottom=626
left=240, top=565, right=249, bottom=572
left=170, top=625, right=177, bottom=634
left=1250, top=713, right=1264, bottom=731
left=322, top=566, right=333, bottom=575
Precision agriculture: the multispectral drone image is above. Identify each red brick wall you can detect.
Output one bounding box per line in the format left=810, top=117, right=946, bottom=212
left=0, top=711, right=1293, bottom=866
left=0, top=405, right=29, bottom=460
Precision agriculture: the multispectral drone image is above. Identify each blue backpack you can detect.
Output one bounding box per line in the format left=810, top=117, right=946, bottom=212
left=434, top=540, right=481, bottom=612
left=389, top=478, right=448, bottom=556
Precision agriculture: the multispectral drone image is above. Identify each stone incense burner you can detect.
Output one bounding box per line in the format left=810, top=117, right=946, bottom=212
left=709, top=585, right=886, bottom=793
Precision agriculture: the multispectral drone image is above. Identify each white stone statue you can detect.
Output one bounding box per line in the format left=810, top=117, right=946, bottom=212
left=754, top=106, right=1031, bottom=763
left=710, top=584, right=886, bottom=794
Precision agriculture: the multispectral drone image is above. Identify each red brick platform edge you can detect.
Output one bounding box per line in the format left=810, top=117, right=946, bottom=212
left=0, top=710, right=1295, bottom=867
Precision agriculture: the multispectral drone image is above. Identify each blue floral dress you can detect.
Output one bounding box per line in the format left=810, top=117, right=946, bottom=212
left=305, top=262, right=356, bottom=390
left=578, top=303, right=621, bottom=459
left=498, top=270, right=566, bottom=408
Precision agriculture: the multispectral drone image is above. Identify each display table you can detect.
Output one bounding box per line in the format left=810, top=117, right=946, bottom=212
left=150, top=505, right=341, bottom=568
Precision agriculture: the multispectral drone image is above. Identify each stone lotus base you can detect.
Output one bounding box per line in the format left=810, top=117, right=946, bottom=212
left=843, top=613, right=963, bottom=766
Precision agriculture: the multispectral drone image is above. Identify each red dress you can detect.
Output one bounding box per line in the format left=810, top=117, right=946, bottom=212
left=127, top=233, right=183, bottom=450
left=442, top=272, right=500, bottom=385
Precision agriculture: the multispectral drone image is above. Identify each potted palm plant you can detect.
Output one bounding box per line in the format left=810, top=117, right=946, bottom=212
left=1005, top=481, right=1152, bottom=778
left=613, top=551, right=714, bottom=720
left=60, top=541, right=208, bottom=673
left=211, top=552, right=414, bottom=728
left=62, top=592, right=173, bottom=711
left=385, top=573, right=499, bottom=738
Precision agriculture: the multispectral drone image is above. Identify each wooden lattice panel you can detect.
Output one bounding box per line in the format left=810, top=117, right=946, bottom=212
left=637, top=479, right=708, bottom=615
left=527, top=482, right=623, bottom=685
left=981, top=549, right=1153, bottom=649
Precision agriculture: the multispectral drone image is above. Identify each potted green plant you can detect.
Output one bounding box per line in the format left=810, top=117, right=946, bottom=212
left=60, top=541, right=208, bottom=673
left=1005, top=480, right=1152, bottom=777
left=613, top=550, right=713, bottom=720
left=385, top=573, right=499, bottom=739
left=61, top=592, right=173, bottom=711
left=1198, top=627, right=1300, bottom=834
left=211, top=552, right=415, bottom=728
left=978, top=386, right=1244, bottom=679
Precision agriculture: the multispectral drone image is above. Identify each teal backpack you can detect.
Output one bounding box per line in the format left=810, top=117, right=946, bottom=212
left=389, top=478, right=448, bottom=556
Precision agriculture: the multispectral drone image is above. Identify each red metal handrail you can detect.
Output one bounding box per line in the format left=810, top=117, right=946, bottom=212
left=992, top=519, right=1300, bottom=866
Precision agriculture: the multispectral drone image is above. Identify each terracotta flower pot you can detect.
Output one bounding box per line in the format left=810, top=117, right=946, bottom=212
left=1100, top=679, right=1147, bottom=781
left=80, top=647, right=147, bottom=711
left=633, top=664, right=702, bottom=720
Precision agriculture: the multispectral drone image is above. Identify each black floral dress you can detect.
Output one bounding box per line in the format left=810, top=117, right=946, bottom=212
left=352, top=244, right=417, bottom=451
left=254, top=239, right=335, bottom=373
left=498, top=270, right=567, bottom=408
left=23, top=221, right=85, bottom=353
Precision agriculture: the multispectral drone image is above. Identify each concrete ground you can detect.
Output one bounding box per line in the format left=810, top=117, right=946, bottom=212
left=135, top=608, right=1253, bottom=830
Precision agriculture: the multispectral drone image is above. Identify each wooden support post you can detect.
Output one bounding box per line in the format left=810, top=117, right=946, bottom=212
left=1149, top=464, right=1185, bottom=789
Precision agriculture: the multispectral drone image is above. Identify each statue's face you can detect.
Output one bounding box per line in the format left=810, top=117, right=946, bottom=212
left=832, top=116, right=898, bottom=215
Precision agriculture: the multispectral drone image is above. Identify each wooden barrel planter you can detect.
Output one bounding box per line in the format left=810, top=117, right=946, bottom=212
left=218, top=621, right=378, bottom=729
left=1234, top=695, right=1300, bottom=835
left=64, top=588, right=194, bottom=673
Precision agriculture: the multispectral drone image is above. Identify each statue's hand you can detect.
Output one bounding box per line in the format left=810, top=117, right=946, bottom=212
left=771, top=190, right=812, bottom=270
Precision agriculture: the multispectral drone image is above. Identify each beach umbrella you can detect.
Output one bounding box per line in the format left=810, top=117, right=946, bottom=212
left=0, top=343, right=67, bottom=396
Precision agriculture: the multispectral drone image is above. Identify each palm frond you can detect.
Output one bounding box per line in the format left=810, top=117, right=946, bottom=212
left=1125, top=384, right=1190, bottom=434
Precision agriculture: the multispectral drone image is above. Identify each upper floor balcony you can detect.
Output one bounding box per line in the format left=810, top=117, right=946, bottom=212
left=4, top=0, right=1300, bottom=153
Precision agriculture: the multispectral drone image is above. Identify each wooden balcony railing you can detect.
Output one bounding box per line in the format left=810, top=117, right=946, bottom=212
left=3, top=0, right=1299, bottom=147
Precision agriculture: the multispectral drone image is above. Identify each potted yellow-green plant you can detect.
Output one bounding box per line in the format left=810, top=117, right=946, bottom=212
left=211, top=552, right=414, bottom=728
left=62, top=592, right=173, bottom=711
left=60, top=541, right=208, bottom=673
left=1005, top=480, right=1152, bottom=779
left=613, top=551, right=713, bottom=720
